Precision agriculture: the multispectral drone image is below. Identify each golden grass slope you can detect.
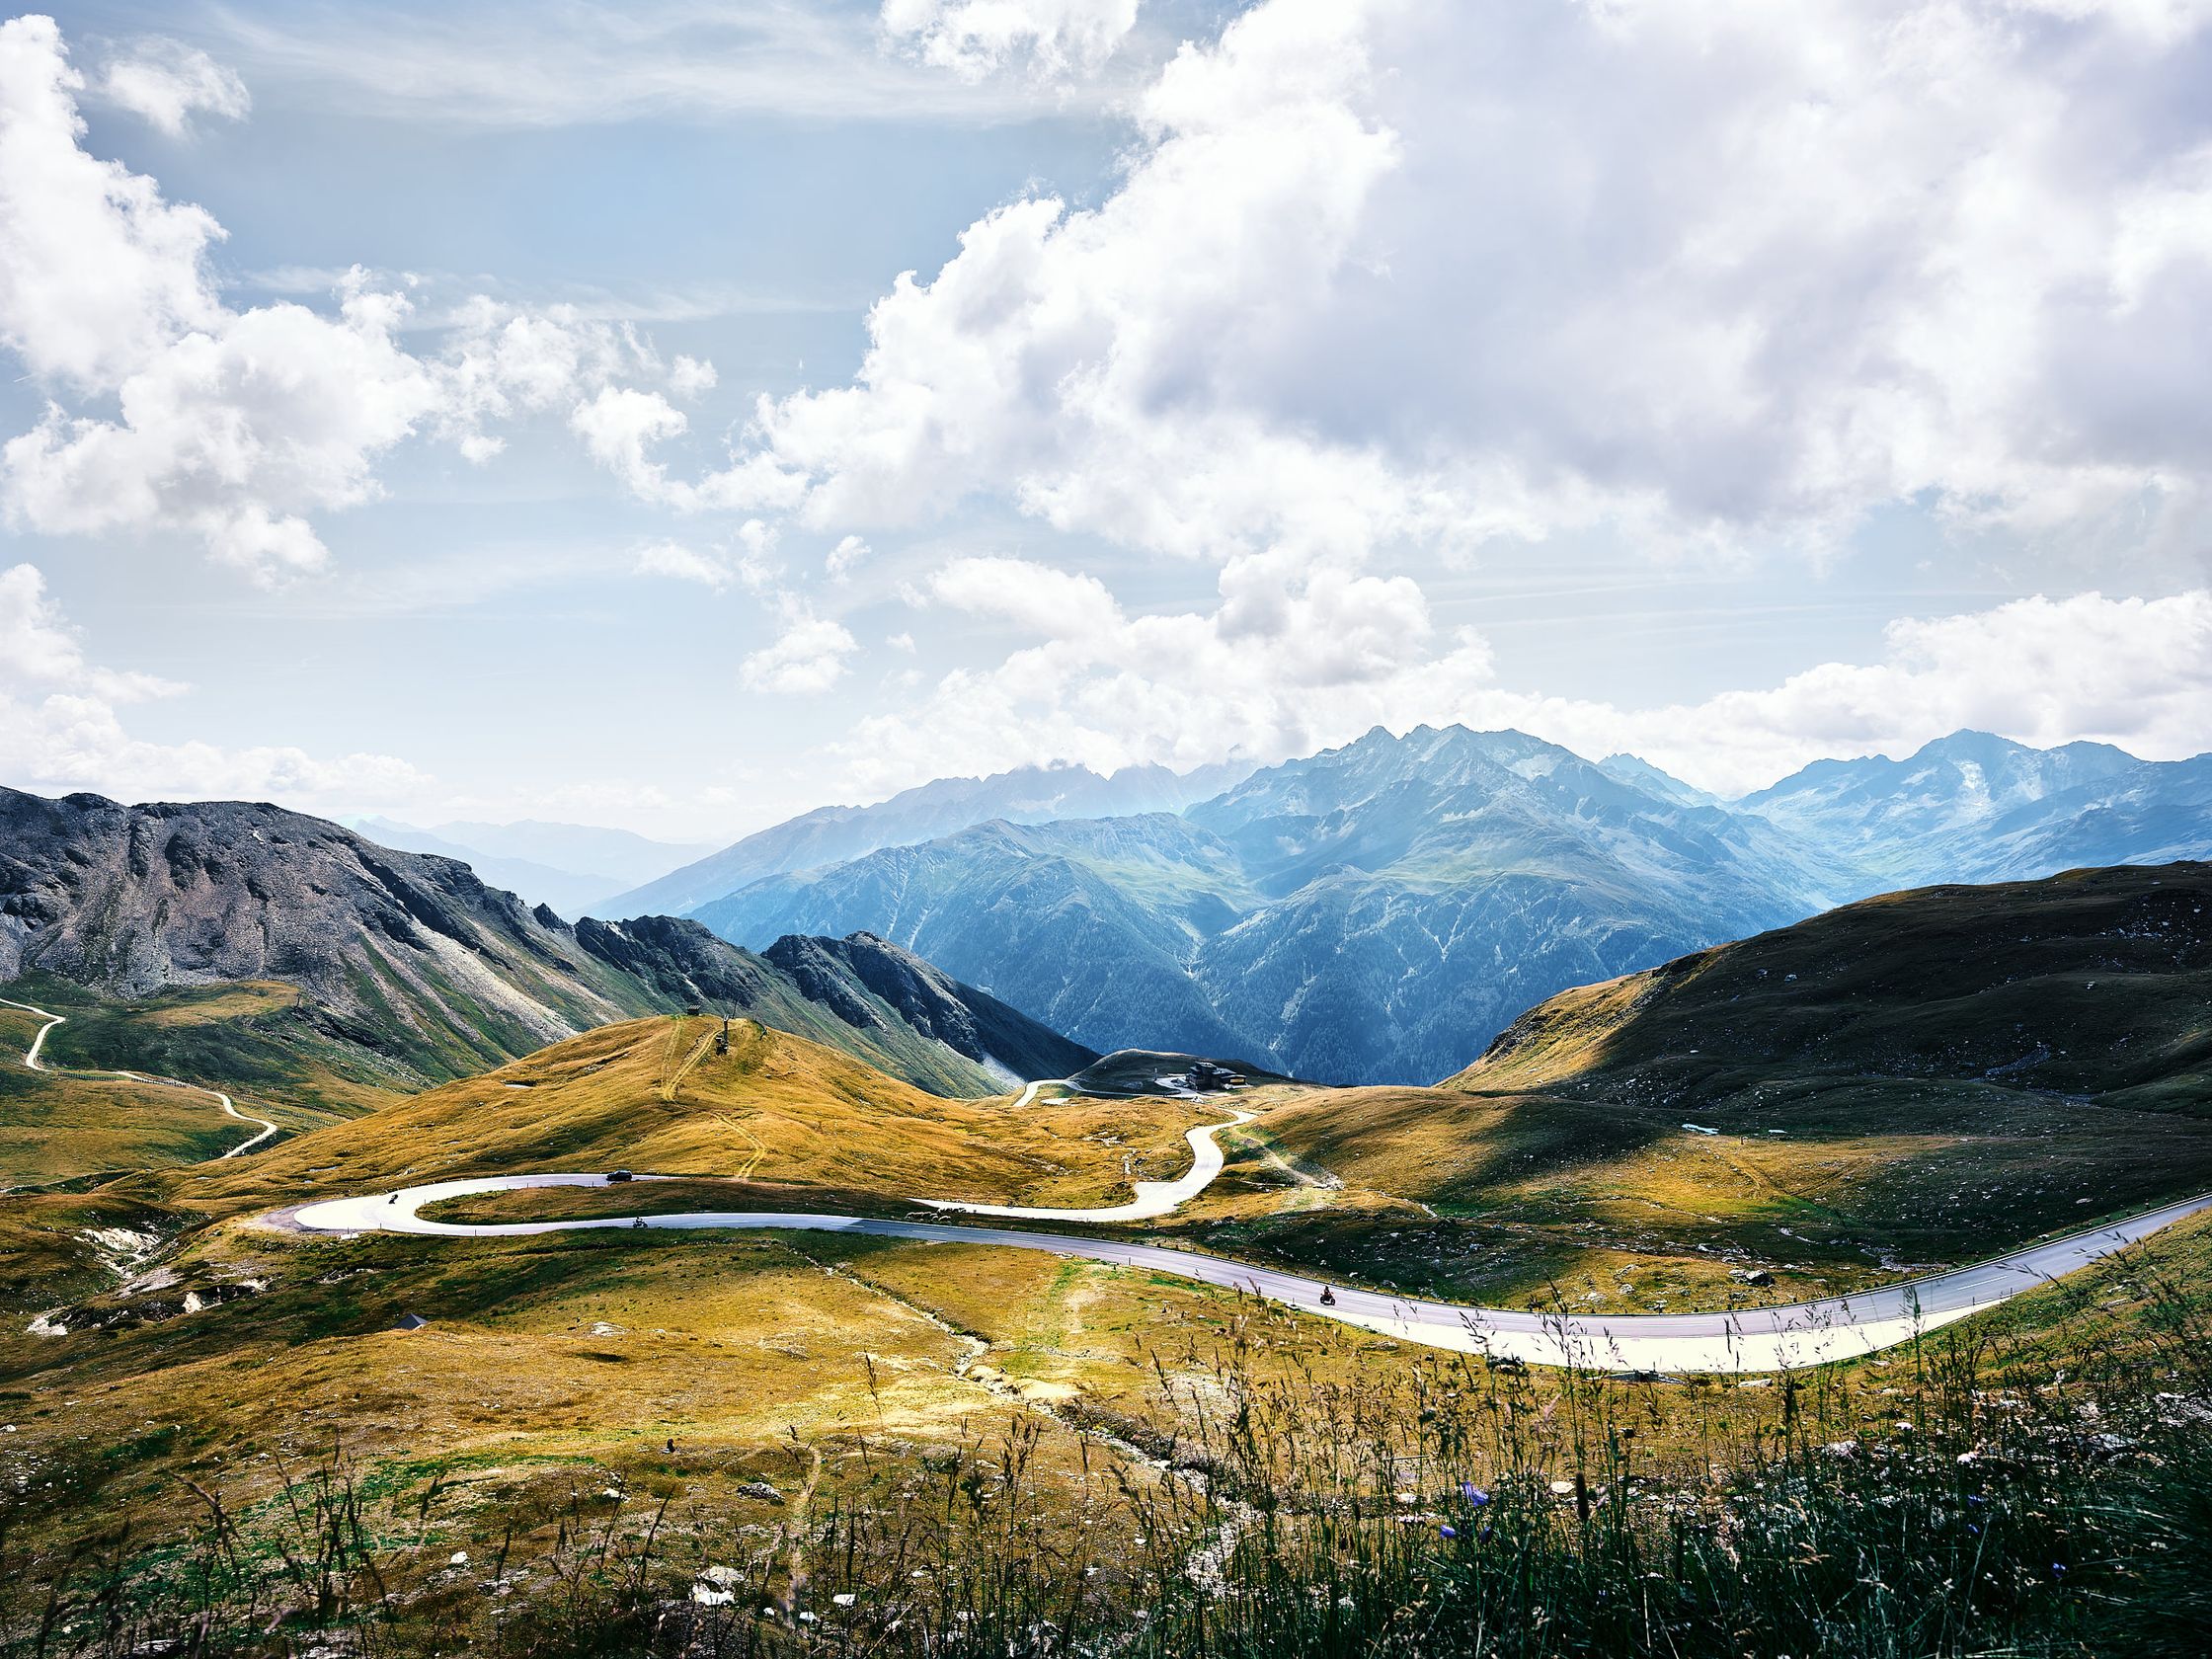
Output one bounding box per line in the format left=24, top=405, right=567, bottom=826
left=172, top=1014, right=1213, bottom=1228
left=1451, top=861, right=2212, bottom=1104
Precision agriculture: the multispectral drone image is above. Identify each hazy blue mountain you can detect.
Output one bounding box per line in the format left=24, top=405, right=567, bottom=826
left=699, top=816, right=1264, bottom=1061
left=1182, top=727, right=1840, bottom=1079
left=354, top=817, right=714, bottom=918
left=701, top=729, right=1841, bottom=1083
left=1737, top=731, right=2141, bottom=883
left=1965, top=753, right=2212, bottom=881
left=417, top=820, right=716, bottom=885
left=1596, top=752, right=1716, bottom=808
left=352, top=820, right=625, bottom=918
left=686, top=724, right=2212, bottom=1085
left=596, top=757, right=1252, bottom=920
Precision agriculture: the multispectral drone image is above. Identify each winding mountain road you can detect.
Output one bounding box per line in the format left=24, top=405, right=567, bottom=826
left=19, top=977, right=2205, bottom=1370
left=283, top=1170, right=2212, bottom=1374
left=1, top=996, right=280, bottom=1158
left=920, top=1105, right=1256, bottom=1222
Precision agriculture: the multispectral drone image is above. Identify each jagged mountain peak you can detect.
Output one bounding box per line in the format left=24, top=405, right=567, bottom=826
left=1597, top=752, right=1715, bottom=808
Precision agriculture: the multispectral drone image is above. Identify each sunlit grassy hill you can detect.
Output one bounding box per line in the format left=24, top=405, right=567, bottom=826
left=0, top=1003, right=1179, bottom=1312
left=8, top=869, right=2212, bottom=1652
left=171, top=1014, right=1207, bottom=1228
left=1069, top=1048, right=1290, bottom=1093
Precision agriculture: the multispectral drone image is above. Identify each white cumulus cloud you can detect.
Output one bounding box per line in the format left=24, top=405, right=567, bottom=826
left=831, top=559, right=2212, bottom=800
left=0, top=18, right=702, bottom=582
left=668, top=354, right=718, bottom=399
left=741, top=602, right=860, bottom=694
left=0, top=562, right=430, bottom=810
left=97, top=38, right=250, bottom=136
left=633, top=539, right=731, bottom=588
left=662, top=0, right=2212, bottom=571
left=632, top=521, right=781, bottom=591
left=0, top=17, right=226, bottom=388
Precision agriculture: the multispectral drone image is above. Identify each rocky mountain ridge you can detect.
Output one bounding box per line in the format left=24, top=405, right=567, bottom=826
left=699, top=727, right=1842, bottom=1082
left=0, top=788, right=1074, bottom=1097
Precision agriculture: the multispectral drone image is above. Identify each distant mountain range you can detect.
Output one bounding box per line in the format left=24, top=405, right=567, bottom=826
left=652, top=726, right=2212, bottom=1085
left=15, top=723, right=2203, bottom=1095
left=351, top=816, right=714, bottom=919
left=696, top=728, right=1841, bottom=1082
left=595, top=758, right=1252, bottom=919
left=0, top=789, right=1078, bottom=1098
left=1737, top=731, right=2212, bottom=887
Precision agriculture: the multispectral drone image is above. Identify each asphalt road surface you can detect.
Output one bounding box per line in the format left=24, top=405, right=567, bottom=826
left=283, top=1172, right=2212, bottom=1374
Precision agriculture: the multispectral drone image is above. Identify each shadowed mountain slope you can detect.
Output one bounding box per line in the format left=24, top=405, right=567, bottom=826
left=1453, top=860, right=2212, bottom=1112
left=761, top=930, right=1097, bottom=1085
left=1228, top=862, right=2212, bottom=1310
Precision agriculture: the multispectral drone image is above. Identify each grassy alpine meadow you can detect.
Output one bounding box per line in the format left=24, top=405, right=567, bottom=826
left=1157, top=865, right=2212, bottom=1315
left=0, top=976, right=393, bottom=1191
left=6, top=862, right=2212, bottom=1655
left=9, top=0, right=2212, bottom=1643
left=4, top=1204, right=2210, bottom=1656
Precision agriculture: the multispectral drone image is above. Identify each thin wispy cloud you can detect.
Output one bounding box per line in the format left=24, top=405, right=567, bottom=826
left=200, top=0, right=1158, bottom=127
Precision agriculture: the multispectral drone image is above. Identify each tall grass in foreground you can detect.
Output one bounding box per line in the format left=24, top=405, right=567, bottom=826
left=9, top=1246, right=2212, bottom=1657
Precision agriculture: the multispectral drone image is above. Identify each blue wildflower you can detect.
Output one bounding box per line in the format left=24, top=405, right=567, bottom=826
left=1440, top=1525, right=1459, bottom=1540
left=1461, top=1483, right=1490, bottom=1506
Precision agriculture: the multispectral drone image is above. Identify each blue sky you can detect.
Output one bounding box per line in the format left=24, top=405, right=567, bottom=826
left=2, top=0, right=2209, bottom=838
